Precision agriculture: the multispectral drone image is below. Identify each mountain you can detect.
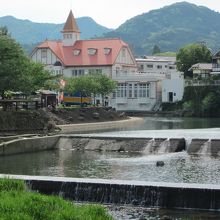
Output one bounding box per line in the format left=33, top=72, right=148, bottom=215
left=0, top=15, right=111, bottom=45
left=103, top=2, right=220, bottom=55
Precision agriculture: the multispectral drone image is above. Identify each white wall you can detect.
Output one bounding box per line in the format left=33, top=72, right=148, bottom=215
left=162, top=78, right=184, bottom=102
left=31, top=48, right=60, bottom=66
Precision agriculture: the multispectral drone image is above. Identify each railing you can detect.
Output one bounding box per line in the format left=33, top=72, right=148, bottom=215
left=185, top=80, right=220, bottom=87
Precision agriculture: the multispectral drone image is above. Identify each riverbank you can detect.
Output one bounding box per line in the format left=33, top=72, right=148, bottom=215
left=0, top=107, right=128, bottom=136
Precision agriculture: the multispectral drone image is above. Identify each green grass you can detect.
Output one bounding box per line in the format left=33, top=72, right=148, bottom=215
left=0, top=179, right=113, bottom=220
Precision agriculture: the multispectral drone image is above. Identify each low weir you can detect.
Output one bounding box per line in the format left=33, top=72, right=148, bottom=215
left=0, top=174, right=220, bottom=211
left=1, top=134, right=220, bottom=156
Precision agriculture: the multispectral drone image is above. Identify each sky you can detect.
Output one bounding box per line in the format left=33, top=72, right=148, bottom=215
left=0, top=0, right=220, bottom=29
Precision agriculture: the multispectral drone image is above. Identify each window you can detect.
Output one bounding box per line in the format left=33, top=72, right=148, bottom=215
left=157, top=65, right=162, bottom=69
left=104, top=48, right=111, bottom=55
left=128, top=84, right=132, bottom=98
left=41, top=49, right=47, bottom=59
left=139, top=83, right=150, bottom=98
left=122, top=48, right=126, bottom=57
left=73, top=49, right=81, bottom=56
left=139, top=64, right=144, bottom=71
left=139, top=83, right=147, bottom=98
left=88, top=48, right=97, bottom=55
left=147, top=64, right=153, bottom=68
left=134, top=84, right=138, bottom=98
left=117, top=83, right=127, bottom=98
left=169, top=66, right=175, bottom=70
left=72, top=69, right=85, bottom=77
left=88, top=69, right=102, bottom=74
left=116, top=67, right=120, bottom=75
left=147, top=83, right=150, bottom=97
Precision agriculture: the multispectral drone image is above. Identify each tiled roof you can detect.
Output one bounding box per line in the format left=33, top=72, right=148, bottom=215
left=37, top=38, right=131, bottom=67
left=189, top=63, right=212, bottom=71
left=62, top=10, right=80, bottom=33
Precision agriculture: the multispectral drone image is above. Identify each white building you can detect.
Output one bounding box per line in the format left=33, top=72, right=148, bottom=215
left=31, top=11, right=184, bottom=111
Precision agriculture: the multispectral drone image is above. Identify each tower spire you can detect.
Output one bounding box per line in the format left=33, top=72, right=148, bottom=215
left=62, top=10, right=80, bottom=46
left=62, top=10, right=80, bottom=33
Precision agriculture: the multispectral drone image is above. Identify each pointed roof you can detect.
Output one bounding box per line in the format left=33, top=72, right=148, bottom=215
left=62, top=10, right=80, bottom=33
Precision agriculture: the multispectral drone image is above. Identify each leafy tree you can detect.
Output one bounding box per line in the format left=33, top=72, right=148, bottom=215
left=64, top=74, right=116, bottom=106
left=0, top=31, right=55, bottom=101
left=0, top=26, right=9, bottom=36
left=95, top=74, right=117, bottom=105
left=152, top=45, right=161, bottom=55
left=176, top=43, right=212, bottom=78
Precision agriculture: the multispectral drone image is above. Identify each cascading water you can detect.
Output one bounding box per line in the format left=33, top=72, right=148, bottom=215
left=157, top=139, right=170, bottom=154
left=198, top=139, right=211, bottom=155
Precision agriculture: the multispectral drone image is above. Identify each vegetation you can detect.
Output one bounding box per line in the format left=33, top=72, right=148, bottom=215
left=152, top=44, right=161, bottom=55
left=182, top=86, right=220, bottom=117
left=0, top=27, right=57, bottom=100
left=0, top=178, right=113, bottom=220
left=64, top=74, right=117, bottom=106
left=176, top=43, right=212, bottom=77
left=104, top=2, right=220, bottom=55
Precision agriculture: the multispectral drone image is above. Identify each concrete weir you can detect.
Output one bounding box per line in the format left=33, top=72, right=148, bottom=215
left=1, top=174, right=220, bottom=211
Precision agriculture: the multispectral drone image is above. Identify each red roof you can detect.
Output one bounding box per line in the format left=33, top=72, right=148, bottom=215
left=37, top=38, right=133, bottom=67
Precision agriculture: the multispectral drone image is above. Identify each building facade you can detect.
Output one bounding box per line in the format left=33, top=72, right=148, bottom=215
left=31, top=11, right=184, bottom=111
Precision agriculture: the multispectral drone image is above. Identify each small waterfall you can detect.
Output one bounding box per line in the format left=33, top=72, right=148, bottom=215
left=157, top=139, right=170, bottom=154
left=197, top=140, right=211, bottom=155
left=143, top=139, right=155, bottom=154
left=23, top=176, right=220, bottom=211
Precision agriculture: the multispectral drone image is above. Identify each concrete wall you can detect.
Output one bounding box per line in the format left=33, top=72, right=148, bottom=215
left=1, top=174, right=219, bottom=211
left=0, top=135, right=60, bottom=156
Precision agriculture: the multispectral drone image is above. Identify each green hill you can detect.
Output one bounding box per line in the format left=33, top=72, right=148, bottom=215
left=104, top=2, right=220, bottom=55
left=2, top=2, right=220, bottom=56
left=0, top=15, right=111, bottom=45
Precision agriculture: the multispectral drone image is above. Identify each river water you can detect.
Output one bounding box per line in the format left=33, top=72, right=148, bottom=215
left=1, top=116, right=220, bottom=219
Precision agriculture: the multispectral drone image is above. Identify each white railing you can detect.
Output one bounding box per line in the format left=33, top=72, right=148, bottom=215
left=185, top=80, right=220, bottom=87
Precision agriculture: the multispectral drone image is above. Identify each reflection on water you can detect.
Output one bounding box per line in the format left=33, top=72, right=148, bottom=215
left=1, top=149, right=220, bottom=185
left=127, top=116, right=220, bottom=131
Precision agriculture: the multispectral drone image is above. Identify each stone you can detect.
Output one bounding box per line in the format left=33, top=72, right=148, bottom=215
left=78, top=116, right=85, bottom=121
left=92, top=112, right=100, bottom=119
left=156, top=161, right=165, bottom=167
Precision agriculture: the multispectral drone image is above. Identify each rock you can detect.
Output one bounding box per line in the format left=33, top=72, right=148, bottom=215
left=92, top=112, right=100, bottom=119
left=78, top=116, right=85, bottom=121
left=156, top=161, right=165, bottom=167
left=131, top=199, right=139, bottom=205
left=119, top=112, right=126, bottom=117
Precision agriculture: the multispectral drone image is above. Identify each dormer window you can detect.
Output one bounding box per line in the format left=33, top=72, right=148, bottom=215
left=88, top=48, right=97, bottom=55
left=104, top=48, right=111, bottom=55
left=73, top=49, right=81, bottom=56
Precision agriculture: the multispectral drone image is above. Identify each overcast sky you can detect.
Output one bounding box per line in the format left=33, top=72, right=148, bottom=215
left=0, top=0, right=219, bottom=28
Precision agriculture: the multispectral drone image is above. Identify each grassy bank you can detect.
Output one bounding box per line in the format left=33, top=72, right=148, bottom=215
left=0, top=178, right=113, bottom=220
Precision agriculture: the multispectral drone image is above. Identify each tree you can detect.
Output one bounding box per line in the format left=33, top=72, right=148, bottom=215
left=64, top=74, right=117, bottom=106
left=176, top=43, right=212, bottom=78
left=152, top=44, right=161, bottom=55
left=0, top=31, right=54, bottom=99
left=95, top=74, right=117, bottom=106
left=0, top=26, right=9, bottom=36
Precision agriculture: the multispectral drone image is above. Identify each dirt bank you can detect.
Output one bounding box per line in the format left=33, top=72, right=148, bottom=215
left=0, top=107, right=127, bottom=135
